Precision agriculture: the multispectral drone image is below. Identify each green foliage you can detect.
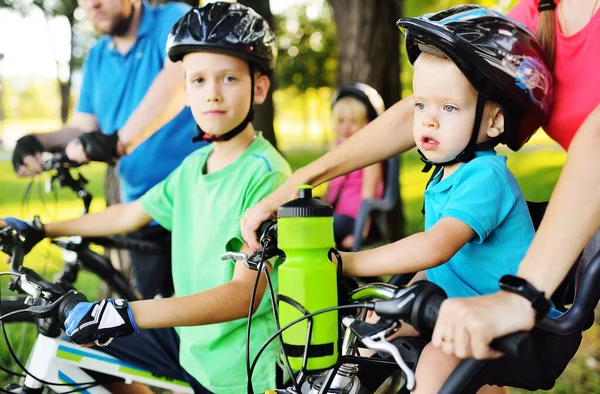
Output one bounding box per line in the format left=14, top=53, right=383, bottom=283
left=274, top=3, right=338, bottom=92
left=1, top=79, right=63, bottom=120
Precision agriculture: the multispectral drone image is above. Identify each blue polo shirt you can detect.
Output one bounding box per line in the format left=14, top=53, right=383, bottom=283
left=77, top=1, right=202, bottom=202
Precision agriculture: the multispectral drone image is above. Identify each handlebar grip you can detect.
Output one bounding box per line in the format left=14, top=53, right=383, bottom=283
left=258, top=220, right=277, bottom=246
left=489, top=331, right=533, bottom=357
left=58, top=292, right=88, bottom=323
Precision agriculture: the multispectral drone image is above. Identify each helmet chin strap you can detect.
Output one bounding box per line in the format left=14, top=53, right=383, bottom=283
left=193, top=64, right=256, bottom=143
left=419, top=95, right=502, bottom=215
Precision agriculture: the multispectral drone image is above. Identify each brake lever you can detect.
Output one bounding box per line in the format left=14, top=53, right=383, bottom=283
left=246, top=246, right=284, bottom=269
left=220, top=246, right=284, bottom=271
left=26, top=289, right=82, bottom=318
left=343, top=315, right=416, bottom=390
left=361, top=332, right=416, bottom=391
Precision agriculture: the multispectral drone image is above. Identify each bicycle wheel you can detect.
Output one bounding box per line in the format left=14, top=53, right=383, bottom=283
left=0, top=297, right=39, bottom=389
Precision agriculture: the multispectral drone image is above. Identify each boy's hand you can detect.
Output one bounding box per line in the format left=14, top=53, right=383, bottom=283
left=2, top=217, right=46, bottom=255
left=65, top=299, right=139, bottom=346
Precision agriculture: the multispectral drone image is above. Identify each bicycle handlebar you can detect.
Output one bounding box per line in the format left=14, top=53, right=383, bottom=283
left=42, top=152, right=82, bottom=172
left=41, top=152, right=92, bottom=214
left=351, top=282, right=533, bottom=358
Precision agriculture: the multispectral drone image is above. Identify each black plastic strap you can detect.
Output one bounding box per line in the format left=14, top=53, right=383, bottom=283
left=282, top=342, right=335, bottom=358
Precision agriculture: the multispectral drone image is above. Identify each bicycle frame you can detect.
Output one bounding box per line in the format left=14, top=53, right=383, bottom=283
left=20, top=333, right=193, bottom=393
left=272, top=283, right=418, bottom=394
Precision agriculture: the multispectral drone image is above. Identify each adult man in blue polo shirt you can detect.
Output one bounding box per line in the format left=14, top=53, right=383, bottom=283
left=11, top=0, right=204, bottom=299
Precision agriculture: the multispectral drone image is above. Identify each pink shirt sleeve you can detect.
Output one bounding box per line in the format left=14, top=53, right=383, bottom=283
left=508, top=0, right=541, bottom=34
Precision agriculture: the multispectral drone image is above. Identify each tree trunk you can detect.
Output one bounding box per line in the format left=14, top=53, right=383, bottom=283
left=329, top=0, right=405, bottom=241
left=59, top=17, right=75, bottom=124
left=239, top=0, right=278, bottom=150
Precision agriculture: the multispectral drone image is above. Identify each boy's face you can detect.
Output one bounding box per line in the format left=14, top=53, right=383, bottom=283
left=412, top=55, right=480, bottom=164
left=182, top=52, right=269, bottom=136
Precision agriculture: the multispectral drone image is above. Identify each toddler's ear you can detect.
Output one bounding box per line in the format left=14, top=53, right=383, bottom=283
left=487, top=105, right=504, bottom=138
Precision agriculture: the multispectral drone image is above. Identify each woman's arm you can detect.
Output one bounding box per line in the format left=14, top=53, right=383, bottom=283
left=242, top=96, right=416, bottom=249
left=517, top=104, right=600, bottom=294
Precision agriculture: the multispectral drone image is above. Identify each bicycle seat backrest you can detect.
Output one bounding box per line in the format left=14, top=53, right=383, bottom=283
left=382, top=155, right=400, bottom=204
left=351, top=156, right=400, bottom=252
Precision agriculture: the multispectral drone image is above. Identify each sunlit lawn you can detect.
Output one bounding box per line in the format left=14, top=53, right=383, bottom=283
left=0, top=135, right=599, bottom=392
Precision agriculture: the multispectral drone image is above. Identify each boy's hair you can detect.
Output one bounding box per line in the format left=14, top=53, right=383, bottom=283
left=166, top=2, right=277, bottom=75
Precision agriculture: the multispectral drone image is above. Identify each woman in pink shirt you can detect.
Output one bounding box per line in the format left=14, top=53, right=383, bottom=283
left=326, top=83, right=384, bottom=250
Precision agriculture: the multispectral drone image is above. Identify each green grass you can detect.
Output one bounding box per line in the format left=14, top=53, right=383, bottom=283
left=1, top=142, right=598, bottom=393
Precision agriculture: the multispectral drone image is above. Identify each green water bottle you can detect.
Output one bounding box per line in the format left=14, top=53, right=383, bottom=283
left=277, top=185, right=338, bottom=371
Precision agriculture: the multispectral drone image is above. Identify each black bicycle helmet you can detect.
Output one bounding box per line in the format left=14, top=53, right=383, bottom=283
left=332, top=83, right=386, bottom=122
left=166, top=1, right=277, bottom=75
left=397, top=5, right=553, bottom=152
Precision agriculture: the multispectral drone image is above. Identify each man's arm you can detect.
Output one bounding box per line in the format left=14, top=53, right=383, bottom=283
left=242, top=96, right=416, bottom=249
left=342, top=217, right=474, bottom=277
left=118, top=58, right=186, bottom=153
left=130, top=245, right=269, bottom=328
left=35, top=112, right=99, bottom=151
left=44, top=200, right=153, bottom=238
left=14, top=112, right=98, bottom=176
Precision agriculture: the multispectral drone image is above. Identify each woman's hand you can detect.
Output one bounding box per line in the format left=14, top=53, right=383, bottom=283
left=241, top=198, right=281, bottom=250
left=431, top=291, right=536, bottom=359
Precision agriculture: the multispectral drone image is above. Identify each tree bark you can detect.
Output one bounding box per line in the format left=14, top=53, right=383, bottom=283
left=329, top=0, right=405, bottom=241
left=239, top=0, right=278, bottom=150
left=58, top=15, right=75, bottom=124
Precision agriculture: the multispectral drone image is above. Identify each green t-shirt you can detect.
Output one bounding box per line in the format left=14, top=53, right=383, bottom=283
left=140, top=133, right=291, bottom=393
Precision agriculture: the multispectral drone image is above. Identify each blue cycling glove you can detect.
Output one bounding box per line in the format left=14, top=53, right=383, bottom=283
left=3, top=216, right=45, bottom=255
left=65, top=299, right=139, bottom=346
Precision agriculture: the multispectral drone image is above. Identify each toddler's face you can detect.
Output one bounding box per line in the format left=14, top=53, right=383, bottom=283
left=412, top=55, right=479, bottom=164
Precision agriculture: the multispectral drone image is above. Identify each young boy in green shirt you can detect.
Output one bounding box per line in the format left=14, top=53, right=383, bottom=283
left=1, top=3, right=290, bottom=393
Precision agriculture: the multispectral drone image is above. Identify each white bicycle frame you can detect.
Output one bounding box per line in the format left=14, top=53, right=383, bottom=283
left=17, top=333, right=194, bottom=393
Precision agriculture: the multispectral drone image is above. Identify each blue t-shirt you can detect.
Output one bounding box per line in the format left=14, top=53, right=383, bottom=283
left=77, top=1, right=203, bottom=202
left=424, top=150, right=561, bottom=318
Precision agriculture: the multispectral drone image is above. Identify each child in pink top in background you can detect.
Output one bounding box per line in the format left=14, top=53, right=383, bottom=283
left=326, top=83, right=385, bottom=250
